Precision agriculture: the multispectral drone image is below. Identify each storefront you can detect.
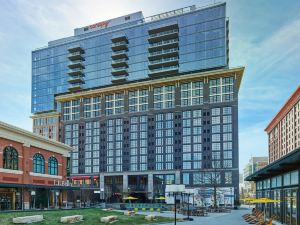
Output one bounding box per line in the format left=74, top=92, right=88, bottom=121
left=246, top=147, right=300, bottom=225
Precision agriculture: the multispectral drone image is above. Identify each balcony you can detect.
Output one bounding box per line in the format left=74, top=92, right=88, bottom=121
left=148, top=48, right=179, bottom=60
left=112, top=75, right=128, bottom=83
left=111, top=58, right=128, bottom=68
left=68, top=76, right=85, bottom=84
left=111, top=41, right=128, bottom=51
left=68, top=84, right=82, bottom=92
left=111, top=66, right=128, bottom=76
left=68, top=60, right=85, bottom=69
left=148, top=65, right=179, bottom=77
left=148, top=29, right=179, bottom=43
left=68, top=45, right=84, bottom=53
left=68, top=52, right=84, bottom=61
left=111, top=35, right=128, bottom=43
left=148, top=38, right=179, bottom=52
left=148, top=56, right=179, bottom=69
left=111, top=50, right=128, bottom=60
left=68, top=68, right=84, bottom=76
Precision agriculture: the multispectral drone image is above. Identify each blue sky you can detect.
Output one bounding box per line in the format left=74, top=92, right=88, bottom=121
left=0, top=0, right=299, bottom=170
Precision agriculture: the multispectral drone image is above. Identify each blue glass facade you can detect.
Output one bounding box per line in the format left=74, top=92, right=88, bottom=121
left=32, top=3, right=228, bottom=113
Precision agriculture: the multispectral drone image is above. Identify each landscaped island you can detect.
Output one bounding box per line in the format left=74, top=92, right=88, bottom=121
left=0, top=208, right=173, bottom=225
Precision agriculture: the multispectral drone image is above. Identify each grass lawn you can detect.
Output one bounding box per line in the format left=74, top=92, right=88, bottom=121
left=0, top=208, right=173, bottom=225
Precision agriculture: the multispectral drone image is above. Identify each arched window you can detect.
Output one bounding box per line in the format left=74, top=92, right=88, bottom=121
left=48, top=156, right=58, bottom=175
left=33, top=153, right=45, bottom=174
left=3, top=146, right=18, bottom=170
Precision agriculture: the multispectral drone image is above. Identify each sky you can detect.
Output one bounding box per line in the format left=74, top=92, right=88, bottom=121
left=0, top=0, right=299, bottom=170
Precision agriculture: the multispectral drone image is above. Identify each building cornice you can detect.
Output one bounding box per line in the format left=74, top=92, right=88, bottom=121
left=55, top=67, right=244, bottom=102
left=265, top=86, right=300, bottom=133
left=0, top=121, right=72, bottom=156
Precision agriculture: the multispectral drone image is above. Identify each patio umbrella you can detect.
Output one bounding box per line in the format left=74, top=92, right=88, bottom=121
left=123, top=196, right=138, bottom=210
left=240, top=198, right=256, bottom=207
left=155, top=196, right=166, bottom=200
left=250, top=198, right=280, bottom=221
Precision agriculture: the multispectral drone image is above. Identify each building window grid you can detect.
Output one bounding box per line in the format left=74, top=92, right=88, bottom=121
left=155, top=113, right=174, bottom=170
left=65, top=124, right=79, bottom=174
left=130, top=116, right=148, bottom=171
left=181, top=81, right=204, bottom=106
left=105, top=93, right=124, bottom=115
left=63, top=100, right=80, bottom=121
left=85, top=121, right=100, bottom=173
left=128, top=89, right=149, bottom=112
left=182, top=110, right=202, bottom=170
left=106, top=119, right=123, bottom=172
left=153, top=86, right=175, bottom=110
left=209, top=77, right=234, bottom=103
left=83, top=97, right=101, bottom=118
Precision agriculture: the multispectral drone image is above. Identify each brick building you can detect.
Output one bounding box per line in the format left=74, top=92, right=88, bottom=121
left=265, top=86, right=300, bottom=163
left=0, top=121, right=73, bottom=210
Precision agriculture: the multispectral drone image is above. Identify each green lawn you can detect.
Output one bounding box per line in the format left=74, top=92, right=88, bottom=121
left=0, top=208, right=173, bottom=225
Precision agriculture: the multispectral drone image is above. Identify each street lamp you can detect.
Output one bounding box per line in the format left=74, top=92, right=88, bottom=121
left=166, top=184, right=185, bottom=225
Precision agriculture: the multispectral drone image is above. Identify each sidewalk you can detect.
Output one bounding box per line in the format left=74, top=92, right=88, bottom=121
left=136, top=207, right=252, bottom=225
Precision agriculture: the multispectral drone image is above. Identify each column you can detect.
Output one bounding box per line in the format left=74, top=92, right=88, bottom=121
left=148, top=173, right=153, bottom=200
left=23, top=189, right=30, bottom=210
left=175, top=170, right=181, bottom=184
left=12, top=191, right=16, bottom=210
left=123, top=174, right=128, bottom=194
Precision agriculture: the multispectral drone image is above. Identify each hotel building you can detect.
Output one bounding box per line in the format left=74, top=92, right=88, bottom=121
left=31, top=2, right=244, bottom=204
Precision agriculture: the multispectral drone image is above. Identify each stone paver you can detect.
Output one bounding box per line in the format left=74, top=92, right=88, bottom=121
left=135, top=208, right=251, bottom=225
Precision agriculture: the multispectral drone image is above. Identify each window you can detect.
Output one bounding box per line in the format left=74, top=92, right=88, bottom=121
left=181, top=81, right=204, bottom=106
left=154, top=85, right=175, bottom=109
left=129, top=89, right=148, bottom=112
left=209, top=77, right=234, bottom=103
left=83, top=97, right=101, bottom=118
left=3, top=146, right=18, bottom=170
left=105, top=93, right=124, bottom=115
left=48, top=156, right=58, bottom=175
left=225, top=172, right=232, bottom=184
left=33, top=153, right=45, bottom=174
left=183, top=173, right=190, bottom=185
left=63, top=100, right=80, bottom=121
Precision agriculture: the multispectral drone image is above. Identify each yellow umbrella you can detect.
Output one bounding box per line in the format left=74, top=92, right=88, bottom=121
left=241, top=197, right=256, bottom=201
left=250, top=198, right=280, bottom=203
left=123, top=196, right=138, bottom=200
left=123, top=196, right=138, bottom=210
left=155, top=196, right=166, bottom=200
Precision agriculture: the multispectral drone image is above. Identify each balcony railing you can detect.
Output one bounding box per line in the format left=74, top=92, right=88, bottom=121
left=148, top=48, right=179, bottom=60
left=68, top=76, right=84, bottom=84
left=111, top=58, right=128, bottom=67
left=68, top=52, right=84, bottom=61
left=148, top=38, right=178, bottom=51
left=111, top=50, right=128, bottom=60
left=149, top=56, right=179, bottom=65
left=148, top=29, right=178, bottom=42
left=68, top=84, right=82, bottom=92
left=68, top=45, right=84, bottom=53
left=111, top=41, right=128, bottom=51
left=68, top=68, right=84, bottom=76
left=149, top=65, right=179, bottom=76
left=111, top=66, right=128, bottom=75
left=112, top=75, right=128, bottom=83
left=68, top=60, right=85, bottom=69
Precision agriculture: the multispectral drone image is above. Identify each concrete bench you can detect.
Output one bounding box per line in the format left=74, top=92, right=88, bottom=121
left=13, top=215, right=43, bottom=224
left=60, top=215, right=83, bottom=223
left=145, top=215, right=156, bottom=221
left=100, top=215, right=118, bottom=223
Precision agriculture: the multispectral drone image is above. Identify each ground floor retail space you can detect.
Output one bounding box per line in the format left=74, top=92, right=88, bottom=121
left=246, top=147, right=300, bottom=225
left=0, top=184, right=77, bottom=211
left=98, top=171, right=236, bottom=206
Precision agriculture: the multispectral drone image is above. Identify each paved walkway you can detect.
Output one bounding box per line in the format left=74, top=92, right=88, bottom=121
left=136, top=207, right=252, bottom=225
